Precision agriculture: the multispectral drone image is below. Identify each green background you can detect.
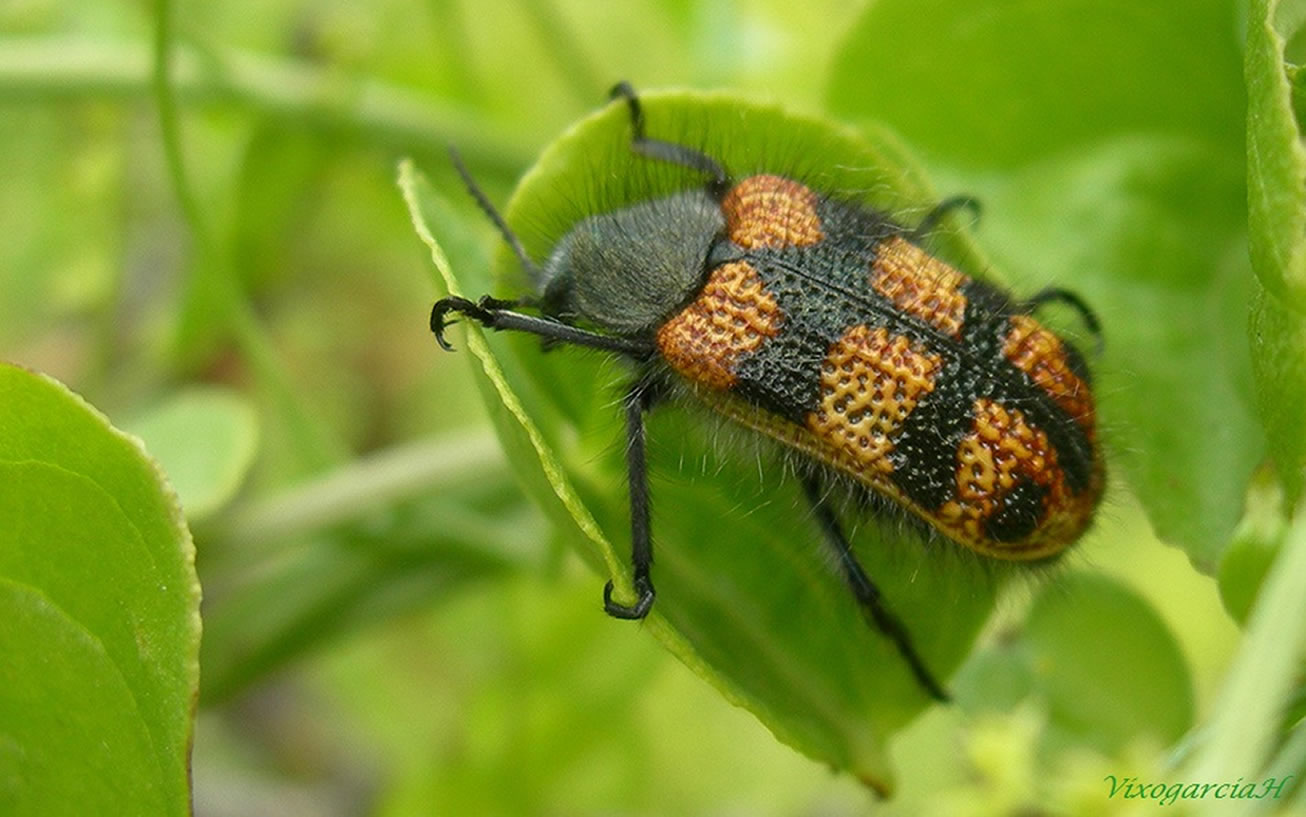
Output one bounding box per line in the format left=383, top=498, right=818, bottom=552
left=2, top=0, right=1304, bottom=813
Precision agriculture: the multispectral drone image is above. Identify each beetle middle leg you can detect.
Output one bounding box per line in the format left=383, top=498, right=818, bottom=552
left=603, top=376, right=664, bottom=619
left=609, top=80, right=732, bottom=197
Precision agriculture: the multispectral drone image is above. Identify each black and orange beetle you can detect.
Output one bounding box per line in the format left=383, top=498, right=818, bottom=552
left=431, top=83, right=1104, bottom=700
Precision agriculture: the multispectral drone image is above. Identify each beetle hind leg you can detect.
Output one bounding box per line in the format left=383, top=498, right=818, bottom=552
left=801, top=473, right=951, bottom=702
left=911, top=195, right=982, bottom=241
left=1023, top=287, right=1104, bottom=354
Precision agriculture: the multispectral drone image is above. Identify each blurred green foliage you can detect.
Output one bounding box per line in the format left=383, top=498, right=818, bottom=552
left=2, top=0, right=1304, bottom=814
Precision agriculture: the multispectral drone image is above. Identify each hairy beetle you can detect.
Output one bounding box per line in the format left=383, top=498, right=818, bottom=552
left=431, top=83, right=1104, bottom=700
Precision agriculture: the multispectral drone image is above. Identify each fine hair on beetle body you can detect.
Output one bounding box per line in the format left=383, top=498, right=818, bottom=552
left=432, top=81, right=1105, bottom=704
left=508, top=105, right=922, bottom=295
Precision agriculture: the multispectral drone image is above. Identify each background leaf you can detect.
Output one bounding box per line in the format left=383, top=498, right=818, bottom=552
left=956, top=572, right=1194, bottom=753
left=1218, top=470, right=1286, bottom=625
left=829, top=0, right=1242, bottom=171
left=126, top=386, right=259, bottom=521
left=1247, top=0, right=1306, bottom=504
left=1022, top=573, right=1193, bottom=752
left=1247, top=0, right=1306, bottom=305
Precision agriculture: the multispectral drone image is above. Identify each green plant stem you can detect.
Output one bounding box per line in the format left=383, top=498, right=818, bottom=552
left=210, top=431, right=508, bottom=549
left=1186, top=505, right=1306, bottom=812
left=146, top=10, right=346, bottom=470
left=152, top=0, right=206, bottom=245
left=0, top=35, right=534, bottom=173
left=517, top=0, right=602, bottom=104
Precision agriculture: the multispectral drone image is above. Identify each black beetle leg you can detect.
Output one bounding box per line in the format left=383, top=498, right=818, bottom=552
left=429, top=295, right=518, bottom=351
left=430, top=295, right=651, bottom=357
left=1023, top=287, right=1104, bottom=354
left=801, top=473, right=950, bottom=702
left=911, top=195, right=982, bottom=241
left=609, top=81, right=731, bottom=197
left=604, top=378, right=661, bottom=619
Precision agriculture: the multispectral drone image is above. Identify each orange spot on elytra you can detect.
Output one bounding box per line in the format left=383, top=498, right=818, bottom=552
left=657, top=261, right=782, bottom=389
left=722, top=176, right=825, bottom=249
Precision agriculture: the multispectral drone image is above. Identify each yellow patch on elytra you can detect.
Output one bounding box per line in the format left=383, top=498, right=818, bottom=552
left=807, top=326, right=942, bottom=477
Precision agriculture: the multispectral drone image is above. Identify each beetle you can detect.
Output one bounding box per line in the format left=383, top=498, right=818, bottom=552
left=431, top=83, right=1104, bottom=700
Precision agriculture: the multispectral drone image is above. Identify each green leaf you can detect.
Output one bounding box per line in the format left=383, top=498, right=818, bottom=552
left=0, top=581, right=167, bottom=816
left=954, top=573, right=1194, bottom=755
left=1248, top=0, right=1306, bottom=306
left=403, top=91, right=1004, bottom=792
left=0, top=364, right=199, bottom=816
left=1247, top=0, right=1306, bottom=506
left=1023, top=573, right=1194, bottom=753
left=1251, top=283, right=1306, bottom=506
left=1220, top=469, right=1290, bottom=624
left=830, top=0, right=1242, bottom=171
left=952, top=639, right=1036, bottom=716
left=126, top=387, right=259, bottom=521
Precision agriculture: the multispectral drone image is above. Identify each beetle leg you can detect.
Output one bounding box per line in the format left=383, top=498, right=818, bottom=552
left=911, top=195, right=982, bottom=240
left=430, top=295, right=651, bottom=357
left=609, top=81, right=732, bottom=197
left=604, top=378, right=661, bottom=619
left=800, top=473, right=951, bottom=702
left=1023, top=287, right=1104, bottom=354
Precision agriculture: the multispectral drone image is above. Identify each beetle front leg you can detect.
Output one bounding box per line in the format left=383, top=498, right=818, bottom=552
left=430, top=295, right=650, bottom=357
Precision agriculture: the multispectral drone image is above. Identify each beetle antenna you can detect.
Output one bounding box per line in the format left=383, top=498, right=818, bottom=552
left=448, top=146, right=541, bottom=282
left=609, top=81, right=731, bottom=196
